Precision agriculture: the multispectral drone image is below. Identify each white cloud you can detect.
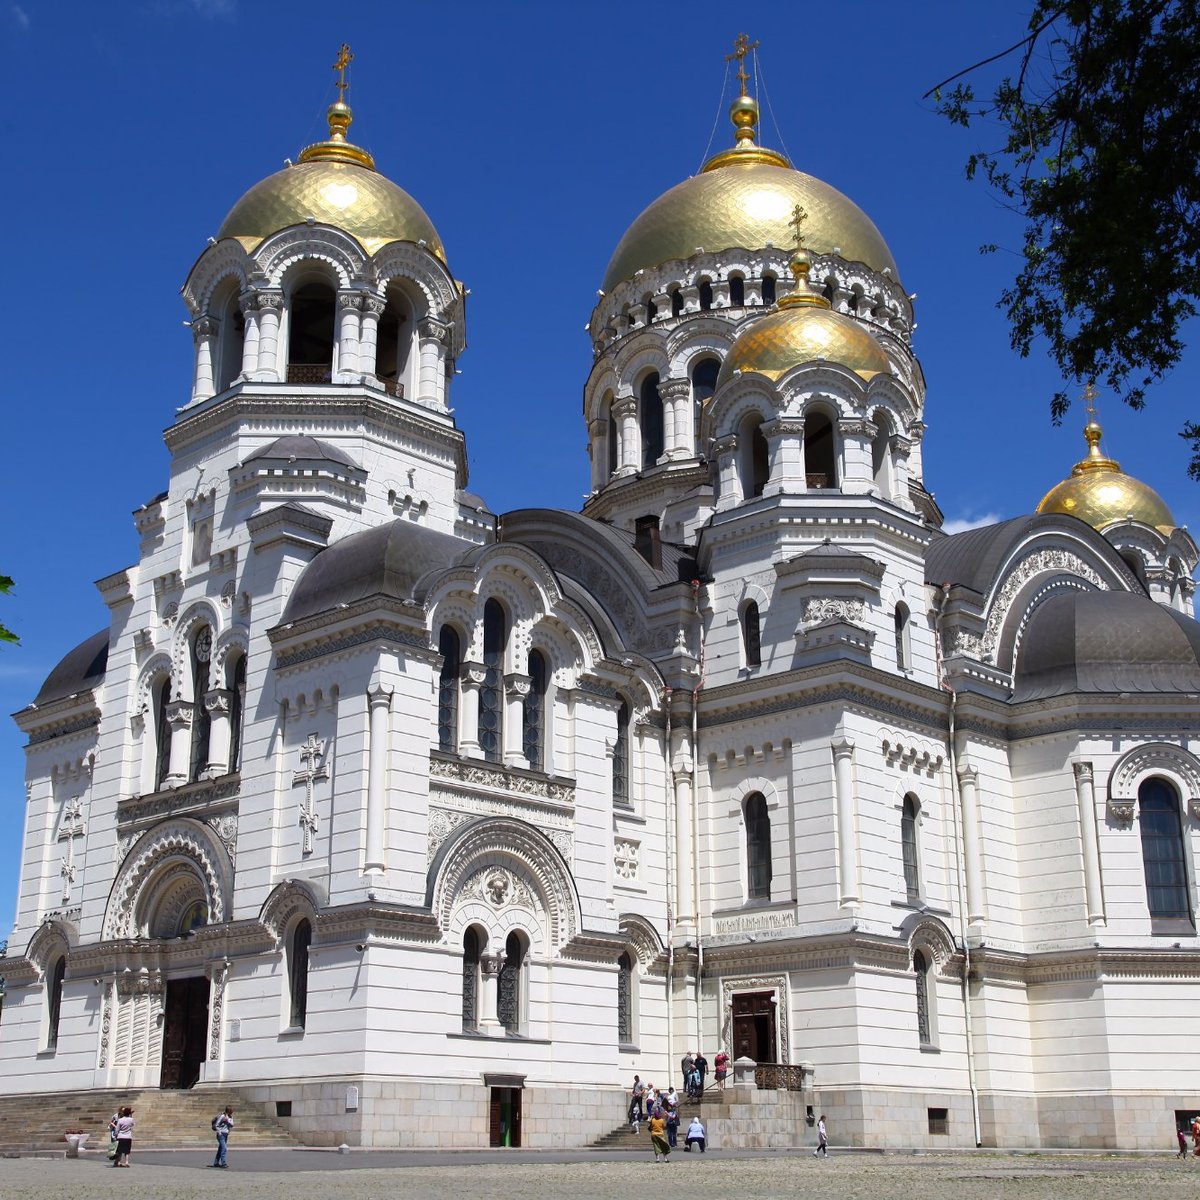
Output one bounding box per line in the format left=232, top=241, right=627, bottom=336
left=10, top=5, right=30, bottom=30
left=941, top=512, right=1004, bottom=536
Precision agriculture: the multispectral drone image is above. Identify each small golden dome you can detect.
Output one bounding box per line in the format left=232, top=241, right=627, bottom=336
left=716, top=306, right=890, bottom=388
left=217, top=54, right=445, bottom=261
left=602, top=88, right=896, bottom=292
left=1036, top=416, right=1176, bottom=534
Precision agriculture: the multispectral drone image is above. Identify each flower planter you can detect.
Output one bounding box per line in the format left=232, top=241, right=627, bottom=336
left=64, top=1133, right=89, bottom=1157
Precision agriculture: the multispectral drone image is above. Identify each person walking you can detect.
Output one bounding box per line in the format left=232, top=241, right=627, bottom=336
left=681, top=1051, right=695, bottom=1093
left=629, top=1074, right=646, bottom=1125
left=648, top=1108, right=671, bottom=1162
left=714, top=1049, right=729, bottom=1092
left=113, top=1106, right=134, bottom=1167
left=1178, top=1126, right=1190, bottom=1158
left=814, top=1113, right=829, bottom=1157
left=685, top=1114, right=706, bottom=1152
left=694, top=1050, right=709, bottom=1096
left=211, top=1106, right=235, bottom=1168
left=666, top=1101, right=679, bottom=1148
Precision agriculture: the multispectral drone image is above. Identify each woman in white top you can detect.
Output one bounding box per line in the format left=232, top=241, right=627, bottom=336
left=685, top=1115, right=706, bottom=1152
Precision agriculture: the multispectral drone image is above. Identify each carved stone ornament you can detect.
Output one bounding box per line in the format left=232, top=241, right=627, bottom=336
left=802, top=598, right=865, bottom=628
left=1107, top=799, right=1136, bottom=824
left=614, top=838, right=640, bottom=881
left=485, top=870, right=511, bottom=906
left=363, top=295, right=387, bottom=318
left=337, top=292, right=364, bottom=312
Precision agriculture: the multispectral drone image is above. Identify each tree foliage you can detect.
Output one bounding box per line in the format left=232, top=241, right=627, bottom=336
left=0, top=575, right=17, bottom=645
left=930, top=1, right=1200, bottom=476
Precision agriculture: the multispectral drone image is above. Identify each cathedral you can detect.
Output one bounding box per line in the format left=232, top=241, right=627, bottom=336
left=3, top=40, right=1200, bottom=1150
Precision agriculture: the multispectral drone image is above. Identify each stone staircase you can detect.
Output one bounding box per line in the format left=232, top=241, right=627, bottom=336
left=591, top=1088, right=729, bottom=1151
left=0, top=1088, right=300, bottom=1153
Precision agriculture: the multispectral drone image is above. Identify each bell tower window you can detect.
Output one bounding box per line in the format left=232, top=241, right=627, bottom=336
left=287, top=280, right=336, bottom=384
left=189, top=626, right=212, bottom=782
left=375, top=284, right=415, bottom=398
left=212, top=280, right=245, bottom=394
left=640, top=372, right=664, bottom=467
left=523, top=649, right=548, bottom=770
left=804, top=410, right=838, bottom=489
left=438, top=625, right=462, bottom=754
left=479, top=600, right=505, bottom=764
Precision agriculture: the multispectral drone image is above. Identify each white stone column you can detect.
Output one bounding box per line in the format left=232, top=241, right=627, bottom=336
left=1074, top=760, right=1105, bottom=927
left=336, top=293, right=362, bottom=380
left=588, top=418, right=607, bottom=491
left=957, top=762, right=986, bottom=930
left=761, top=416, right=805, bottom=496
left=239, top=293, right=261, bottom=378
left=832, top=736, right=859, bottom=908
left=359, top=295, right=385, bottom=381
left=255, top=293, right=284, bottom=380
left=713, top=434, right=741, bottom=511
left=202, top=689, right=232, bottom=778
left=890, top=434, right=913, bottom=508
left=838, top=418, right=875, bottom=495
left=191, top=316, right=217, bottom=404
left=479, top=952, right=504, bottom=1032
left=674, top=763, right=695, bottom=929
left=659, top=377, right=693, bottom=460
left=613, top=397, right=639, bottom=477
left=164, top=701, right=195, bottom=788
left=503, top=673, right=531, bottom=768
left=459, top=663, right=484, bottom=756
left=417, top=317, right=451, bottom=409
left=365, top=685, right=391, bottom=875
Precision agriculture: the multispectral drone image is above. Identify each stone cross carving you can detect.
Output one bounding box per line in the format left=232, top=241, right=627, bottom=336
left=292, top=734, right=328, bottom=855
left=57, top=796, right=85, bottom=903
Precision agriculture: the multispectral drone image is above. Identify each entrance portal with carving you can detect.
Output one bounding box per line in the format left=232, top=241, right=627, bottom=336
left=160, top=976, right=209, bottom=1089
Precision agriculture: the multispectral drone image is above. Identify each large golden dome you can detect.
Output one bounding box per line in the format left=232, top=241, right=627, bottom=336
left=217, top=86, right=445, bottom=261
left=716, top=248, right=890, bottom=388
left=601, top=95, right=897, bottom=293
left=1037, top=416, right=1176, bottom=534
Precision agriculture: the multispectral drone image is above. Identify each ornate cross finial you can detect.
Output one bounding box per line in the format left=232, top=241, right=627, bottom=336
left=788, top=203, right=808, bottom=249
left=1082, top=381, right=1099, bottom=418
left=726, top=32, right=759, bottom=96
left=333, top=43, right=354, bottom=103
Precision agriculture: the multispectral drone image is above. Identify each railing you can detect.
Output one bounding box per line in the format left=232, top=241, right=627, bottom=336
left=754, top=1062, right=807, bottom=1091
left=805, top=473, right=829, bottom=489
left=286, top=364, right=332, bottom=385
left=375, top=375, right=404, bottom=399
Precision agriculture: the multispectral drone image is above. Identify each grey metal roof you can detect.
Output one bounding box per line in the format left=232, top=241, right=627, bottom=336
left=34, top=629, right=109, bottom=705
left=283, top=521, right=474, bottom=623
left=1013, top=591, right=1200, bottom=700
left=244, top=435, right=361, bottom=470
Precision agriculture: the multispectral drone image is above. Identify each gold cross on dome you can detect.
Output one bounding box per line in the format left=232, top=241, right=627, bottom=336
left=789, top=203, right=808, bottom=249
left=726, top=32, right=759, bottom=95
left=1082, top=381, right=1099, bottom=418
left=333, top=43, right=354, bottom=103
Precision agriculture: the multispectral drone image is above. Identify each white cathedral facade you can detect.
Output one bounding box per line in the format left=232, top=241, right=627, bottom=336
left=3, top=53, right=1200, bottom=1150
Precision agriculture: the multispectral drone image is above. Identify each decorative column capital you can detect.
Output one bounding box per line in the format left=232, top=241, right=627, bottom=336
left=461, top=661, right=488, bottom=688
left=837, top=418, right=873, bottom=438
left=831, top=736, right=855, bottom=761
left=612, top=396, right=638, bottom=420
left=165, top=700, right=195, bottom=730
left=418, top=316, right=451, bottom=344
left=761, top=416, right=806, bottom=440
left=658, top=377, right=691, bottom=402
left=957, top=762, right=979, bottom=787
left=504, top=672, right=532, bottom=699
left=337, top=291, right=364, bottom=312
left=712, top=434, right=738, bottom=458
left=367, top=684, right=392, bottom=711
left=202, top=688, right=232, bottom=717
left=256, top=291, right=284, bottom=313
left=480, top=952, right=505, bottom=979
left=1072, top=760, right=1094, bottom=784
left=362, top=295, right=387, bottom=318
left=238, top=290, right=260, bottom=314
left=191, top=316, right=217, bottom=341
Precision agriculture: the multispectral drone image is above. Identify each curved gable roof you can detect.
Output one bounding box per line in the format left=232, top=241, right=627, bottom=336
left=35, top=629, right=109, bottom=705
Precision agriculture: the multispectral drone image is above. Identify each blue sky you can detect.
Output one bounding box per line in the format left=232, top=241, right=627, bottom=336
left=2, top=1, right=1197, bottom=939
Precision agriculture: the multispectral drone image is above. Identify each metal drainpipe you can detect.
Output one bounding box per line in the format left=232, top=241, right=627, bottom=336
left=933, top=584, right=982, bottom=1147
left=690, top=579, right=706, bottom=1053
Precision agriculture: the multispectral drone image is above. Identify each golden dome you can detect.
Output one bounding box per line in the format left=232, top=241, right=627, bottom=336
left=216, top=68, right=445, bottom=261
left=601, top=93, right=897, bottom=292
left=716, top=247, right=890, bottom=387
left=1036, top=416, right=1176, bottom=534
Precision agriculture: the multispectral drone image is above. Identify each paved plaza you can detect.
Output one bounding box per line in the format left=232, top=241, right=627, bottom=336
left=1, top=1148, right=1197, bottom=1200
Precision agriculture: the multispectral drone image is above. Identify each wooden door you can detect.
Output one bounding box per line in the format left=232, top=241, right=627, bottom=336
left=160, top=977, right=210, bottom=1089
left=731, top=990, right=778, bottom=1063
left=489, top=1087, right=521, bottom=1147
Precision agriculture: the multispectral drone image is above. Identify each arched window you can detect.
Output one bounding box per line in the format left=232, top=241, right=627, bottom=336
left=914, top=949, right=932, bottom=1045
left=641, top=293, right=655, bottom=324
left=46, top=954, right=66, bottom=1051
left=894, top=603, right=911, bottom=672
left=762, top=273, right=777, bottom=305
left=738, top=414, right=770, bottom=499
left=524, top=649, right=548, bottom=770
left=227, top=654, right=247, bottom=773
left=617, top=951, right=634, bottom=1046
left=480, top=600, right=505, bottom=763
left=212, top=281, right=245, bottom=394
left=901, top=794, right=921, bottom=902
left=603, top=390, right=619, bottom=478
left=729, top=274, right=745, bottom=307
left=461, top=927, right=481, bottom=1032
left=804, top=410, right=838, bottom=489
left=691, top=356, right=720, bottom=448
left=374, top=284, right=415, bottom=398
left=438, top=625, right=461, bottom=754
left=613, top=700, right=630, bottom=806
left=743, top=602, right=762, bottom=668
left=745, top=792, right=772, bottom=901
left=1139, top=779, right=1193, bottom=926
left=153, top=676, right=172, bottom=791
left=288, top=919, right=312, bottom=1030
left=670, top=287, right=684, bottom=318
left=498, top=931, right=525, bottom=1035
left=286, top=280, right=336, bottom=383
left=698, top=279, right=714, bottom=310
left=640, top=372, right=664, bottom=467
left=189, top=626, right=212, bottom=782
